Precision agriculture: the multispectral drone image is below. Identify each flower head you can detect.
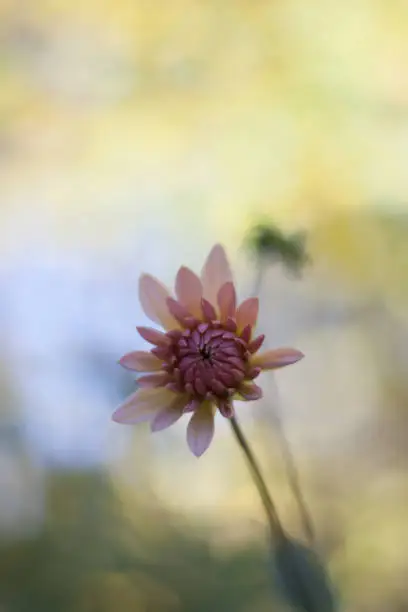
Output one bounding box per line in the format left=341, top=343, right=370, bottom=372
left=113, top=244, right=303, bottom=456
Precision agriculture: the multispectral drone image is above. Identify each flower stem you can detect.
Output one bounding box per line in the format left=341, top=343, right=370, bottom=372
left=230, top=415, right=285, bottom=542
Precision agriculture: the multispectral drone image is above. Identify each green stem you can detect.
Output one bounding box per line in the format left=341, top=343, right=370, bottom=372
left=230, top=415, right=285, bottom=542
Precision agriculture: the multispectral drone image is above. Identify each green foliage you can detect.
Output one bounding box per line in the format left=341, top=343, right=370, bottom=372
left=0, top=471, right=280, bottom=612
left=245, top=223, right=310, bottom=276
left=270, top=536, right=338, bottom=612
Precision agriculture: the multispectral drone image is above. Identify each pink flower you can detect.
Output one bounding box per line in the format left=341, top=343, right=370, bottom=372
left=113, top=245, right=303, bottom=456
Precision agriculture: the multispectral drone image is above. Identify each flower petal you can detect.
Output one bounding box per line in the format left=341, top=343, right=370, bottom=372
left=119, top=351, right=162, bottom=372
left=112, top=388, right=175, bottom=424
left=201, top=244, right=233, bottom=305
left=137, top=373, right=170, bottom=388
left=136, top=326, right=170, bottom=346
left=240, top=324, right=251, bottom=343
left=175, top=266, right=203, bottom=318
left=201, top=298, right=217, bottom=321
left=217, top=282, right=237, bottom=322
left=183, top=398, right=200, bottom=413
left=218, top=401, right=235, bottom=419
left=238, top=383, right=263, bottom=401
left=186, top=401, right=216, bottom=457
left=151, top=345, right=172, bottom=360
left=139, top=274, right=179, bottom=330
left=150, top=396, right=188, bottom=432
left=236, top=298, right=259, bottom=332
left=166, top=297, right=192, bottom=324
left=251, top=348, right=304, bottom=370
left=248, top=334, right=265, bottom=353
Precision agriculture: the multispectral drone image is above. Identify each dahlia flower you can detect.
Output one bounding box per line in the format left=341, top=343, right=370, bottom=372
left=113, top=244, right=303, bottom=456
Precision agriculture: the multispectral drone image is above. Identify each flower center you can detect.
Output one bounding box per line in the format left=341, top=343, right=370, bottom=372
left=199, top=346, right=212, bottom=361
left=169, top=322, right=248, bottom=400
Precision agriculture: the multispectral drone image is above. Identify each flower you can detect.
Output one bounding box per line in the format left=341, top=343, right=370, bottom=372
left=112, top=244, right=303, bottom=456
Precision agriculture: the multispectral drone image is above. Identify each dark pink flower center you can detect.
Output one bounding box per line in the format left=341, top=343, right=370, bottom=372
left=162, top=321, right=258, bottom=402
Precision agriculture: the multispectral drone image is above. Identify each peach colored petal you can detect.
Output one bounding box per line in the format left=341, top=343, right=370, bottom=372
left=236, top=298, right=259, bottom=332
left=240, top=324, right=251, bottom=343
left=248, top=334, right=265, bottom=353
left=175, top=266, right=203, bottom=318
left=183, top=398, right=200, bottom=413
left=136, top=327, right=170, bottom=346
left=112, top=388, right=175, bottom=424
left=150, top=396, right=188, bottom=432
left=166, top=297, right=191, bottom=323
left=137, top=373, right=170, bottom=388
left=201, top=298, right=217, bottom=321
left=217, top=282, right=237, bottom=322
left=201, top=244, right=233, bottom=306
left=119, top=351, right=162, bottom=372
left=238, top=383, right=263, bottom=401
left=139, top=274, right=179, bottom=330
left=186, top=401, right=216, bottom=457
left=218, top=401, right=235, bottom=418
left=251, top=348, right=304, bottom=370
left=247, top=366, right=262, bottom=379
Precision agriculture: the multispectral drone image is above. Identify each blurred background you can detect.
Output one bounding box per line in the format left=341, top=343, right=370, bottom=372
left=1, top=1, right=408, bottom=610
